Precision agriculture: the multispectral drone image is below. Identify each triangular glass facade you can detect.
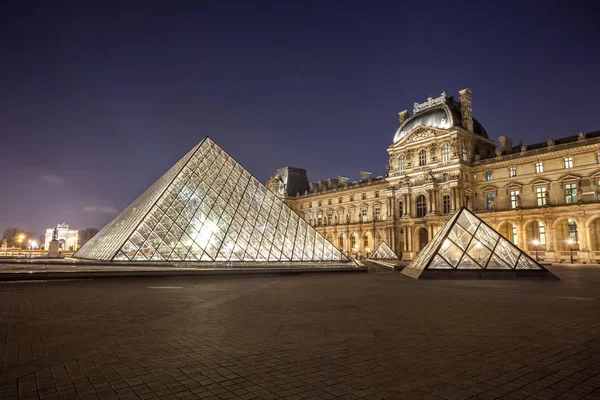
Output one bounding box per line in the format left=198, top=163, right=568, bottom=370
left=405, top=208, right=545, bottom=273
left=368, top=241, right=399, bottom=260
left=75, top=137, right=348, bottom=263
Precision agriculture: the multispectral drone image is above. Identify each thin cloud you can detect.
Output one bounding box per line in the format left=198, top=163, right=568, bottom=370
left=83, top=206, right=118, bottom=214
left=40, top=174, right=65, bottom=184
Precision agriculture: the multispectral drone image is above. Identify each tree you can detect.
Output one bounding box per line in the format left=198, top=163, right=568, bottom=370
left=2, top=228, right=38, bottom=248
left=79, top=228, right=99, bottom=246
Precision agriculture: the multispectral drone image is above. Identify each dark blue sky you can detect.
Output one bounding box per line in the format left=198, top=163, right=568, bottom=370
left=1, top=1, right=599, bottom=235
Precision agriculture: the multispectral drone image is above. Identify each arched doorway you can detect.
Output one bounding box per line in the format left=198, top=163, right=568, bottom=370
left=554, top=218, right=579, bottom=251
left=589, top=218, right=600, bottom=255
left=338, top=234, right=345, bottom=252
left=524, top=220, right=547, bottom=251
left=416, top=227, right=429, bottom=252
left=362, top=231, right=373, bottom=255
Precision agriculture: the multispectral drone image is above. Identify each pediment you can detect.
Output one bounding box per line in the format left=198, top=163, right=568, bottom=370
left=530, top=178, right=551, bottom=186
left=389, top=126, right=448, bottom=150
left=505, top=181, right=524, bottom=193
left=480, top=185, right=498, bottom=193
left=590, top=170, right=600, bottom=178
left=557, top=174, right=581, bottom=183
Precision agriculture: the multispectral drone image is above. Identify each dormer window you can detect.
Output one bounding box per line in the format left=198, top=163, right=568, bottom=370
left=441, top=143, right=450, bottom=162
left=398, top=155, right=406, bottom=171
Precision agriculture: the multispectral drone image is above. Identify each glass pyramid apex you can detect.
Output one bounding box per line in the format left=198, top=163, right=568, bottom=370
left=75, top=137, right=349, bottom=263
left=368, top=241, right=399, bottom=260
left=402, top=207, right=556, bottom=279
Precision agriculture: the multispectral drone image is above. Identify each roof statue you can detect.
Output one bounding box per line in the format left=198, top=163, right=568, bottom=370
left=368, top=241, right=400, bottom=260
left=401, top=208, right=558, bottom=279
left=75, top=137, right=349, bottom=264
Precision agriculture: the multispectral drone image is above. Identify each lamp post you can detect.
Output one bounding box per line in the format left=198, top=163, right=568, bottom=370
left=17, top=234, right=25, bottom=251
left=365, top=247, right=370, bottom=259
left=532, top=239, right=539, bottom=261
left=567, top=239, right=574, bottom=263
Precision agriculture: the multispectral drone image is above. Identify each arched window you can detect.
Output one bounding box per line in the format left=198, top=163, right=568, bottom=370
left=339, top=234, right=345, bottom=249
left=416, top=195, right=427, bottom=218
left=351, top=234, right=357, bottom=251
left=419, top=149, right=427, bottom=166
left=398, top=154, right=406, bottom=171
left=537, top=221, right=546, bottom=245
left=441, top=143, right=450, bottom=162
left=363, top=235, right=369, bottom=249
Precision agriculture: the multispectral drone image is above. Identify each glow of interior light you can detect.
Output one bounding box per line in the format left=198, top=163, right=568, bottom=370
left=532, top=240, right=539, bottom=246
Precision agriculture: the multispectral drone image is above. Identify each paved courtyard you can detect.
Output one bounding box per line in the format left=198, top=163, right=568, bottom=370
left=1, top=265, right=600, bottom=399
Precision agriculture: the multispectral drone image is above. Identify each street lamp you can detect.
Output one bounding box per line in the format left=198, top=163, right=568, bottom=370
left=532, top=239, right=539, bottom=261
left=567, top=239, right=575, bottom=263
left=17, top=234, right=25, bottom=250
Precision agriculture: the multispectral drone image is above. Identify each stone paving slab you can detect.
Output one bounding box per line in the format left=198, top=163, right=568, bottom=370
left=0, top=265, right=599, bottom=399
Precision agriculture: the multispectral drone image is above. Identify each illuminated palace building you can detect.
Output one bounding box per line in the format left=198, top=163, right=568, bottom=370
left=268, top=89, right=600, bottom=263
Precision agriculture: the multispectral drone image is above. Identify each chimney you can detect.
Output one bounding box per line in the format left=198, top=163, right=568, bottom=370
left=498, top=136, right=513, bottom=153
left=458, top=88, right=473, bottom=131
left=398, top=110, right=409, bottom=125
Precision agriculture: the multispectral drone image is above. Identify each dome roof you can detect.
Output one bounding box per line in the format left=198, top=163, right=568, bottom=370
left=393, top=100, right=488, bottom=143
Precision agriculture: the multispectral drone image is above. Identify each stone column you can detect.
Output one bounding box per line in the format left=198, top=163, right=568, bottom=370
left=579, top=226, right=591, bottom=263
left=451, top=188, right=457, bottom=211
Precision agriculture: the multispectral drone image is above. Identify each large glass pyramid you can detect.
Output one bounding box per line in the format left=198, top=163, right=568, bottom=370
left=368, top=241, right=399, bottom=260
left=75, top=137, right=349, bottom=263
left=401, top=208, right=557, bottom=279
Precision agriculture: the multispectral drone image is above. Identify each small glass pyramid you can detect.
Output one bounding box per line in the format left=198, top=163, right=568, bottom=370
left=368, top=241, right=399, bottom=260
left=402, top=207, right=556, bottom=279
left=75, top=137, right=348, bottom=263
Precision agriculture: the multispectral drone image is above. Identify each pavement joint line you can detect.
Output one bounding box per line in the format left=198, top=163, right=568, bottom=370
left=0, top=278, right=277, bottom=384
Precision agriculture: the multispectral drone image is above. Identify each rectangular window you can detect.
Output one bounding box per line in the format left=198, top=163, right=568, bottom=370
left=535, top=162, right=544, bottom=173
left=374, top=206, right=381, bottom=220
left=597, top=152, right=600, bottom=164
left=536, top=187, right=547, bottom=206
left=443, top=195, right=451, bottom=214
left=538, top=222, right=546, bottom=245
left=361, top=208, right=368, bottom=222
left=462, top=145, right=468, bottom=161
left=318, top=215, right=322, bottom=225
left=362, top=193, right=367, bottom=200
left=318, top=200, right=322, bottom=207
left=328, top=199, right=332, bottom=205
left=339, top=197, right=342, bottom=204
left=375, top=190, right=379, bottom=198
left=398, top=201, right=403, bottom=217
left=510, top=190, right=520, bottom=209
left=564, top=157, right=573, bottom=169
left=509, top=167, right=517, bottom=177
left=350, top=194, right=354, bottom=201
left=511, top=224, right=518, bottom=245
left=309, top=202, right=312, bottom=208
left=486, top=193, right=496, bottom=210
left=565, top=183, right=578, bottom=203
left=486, top=171, right=493, bottom=181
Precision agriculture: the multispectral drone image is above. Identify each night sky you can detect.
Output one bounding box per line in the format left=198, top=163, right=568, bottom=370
left=2, top=1, right=599, bottom=236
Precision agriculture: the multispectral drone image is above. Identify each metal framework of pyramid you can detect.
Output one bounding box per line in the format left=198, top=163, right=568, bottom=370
left=75, top=137, right=349, bottom=264
left=368, top=241, right=399, bottom=260
left=401, top=208, right=557, bottom=279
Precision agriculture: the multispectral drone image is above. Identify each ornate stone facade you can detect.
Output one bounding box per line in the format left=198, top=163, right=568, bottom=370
left=274, top=89, right=600, bottom=263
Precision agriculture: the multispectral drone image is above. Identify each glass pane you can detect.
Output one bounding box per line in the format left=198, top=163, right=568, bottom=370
left=439, top=239, right=463, bottom=267
left=449, top=224, right=472, bottom=250
left=428, top=255, right=453, bottom=269
left=456, top=254, right=482, bottom=269
left=486, top=254, right=512, bottom=269
left=466, top=239, right=492, bottom=267
left=493, top=238, right=520, bottom=268
left=475, top=223, right=500, bottom=250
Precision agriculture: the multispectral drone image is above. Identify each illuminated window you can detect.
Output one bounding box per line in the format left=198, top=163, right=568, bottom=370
left=510, top=190, right=520, bottom=209
left=537, top=222, right=546, bottom=245
left=568, top=219, right=578, bottom=241
left=535, top=162, right=544, bottom=173
left=339, top=234, right=344, bottom=249
left=351, top=234, right=357, bottom=250
left=462, top=144, right=468, bottom=161
left=564, top=157, right=573, bottom=169
left=398, top=155, right=406, bottom=171
left=597, top=152, right=600, bottom=164
left=511, top=224, right=518, bottom=245
left=509, top=167, right=517, bottom=177
left=374, top=206, right=381, bottom=220
left=441, top=143, right=450, bottom=162
left=361, top=208, right=368, bottom=222
left=486, top=171, right=493, bottom=181
left=565, top=183, right=578, bottom=203
left=363, top=235, right=369, bottom=248
left=419, top=149, right=427, bottom=166
left=536, top=187, right=547, bottom=206
left=416, top=195, right=427, bottom=218
left=442, top=173, right=449, bottom=182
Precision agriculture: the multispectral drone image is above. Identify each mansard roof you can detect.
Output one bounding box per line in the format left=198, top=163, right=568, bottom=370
left=393, top=95, right=488, bottom=143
